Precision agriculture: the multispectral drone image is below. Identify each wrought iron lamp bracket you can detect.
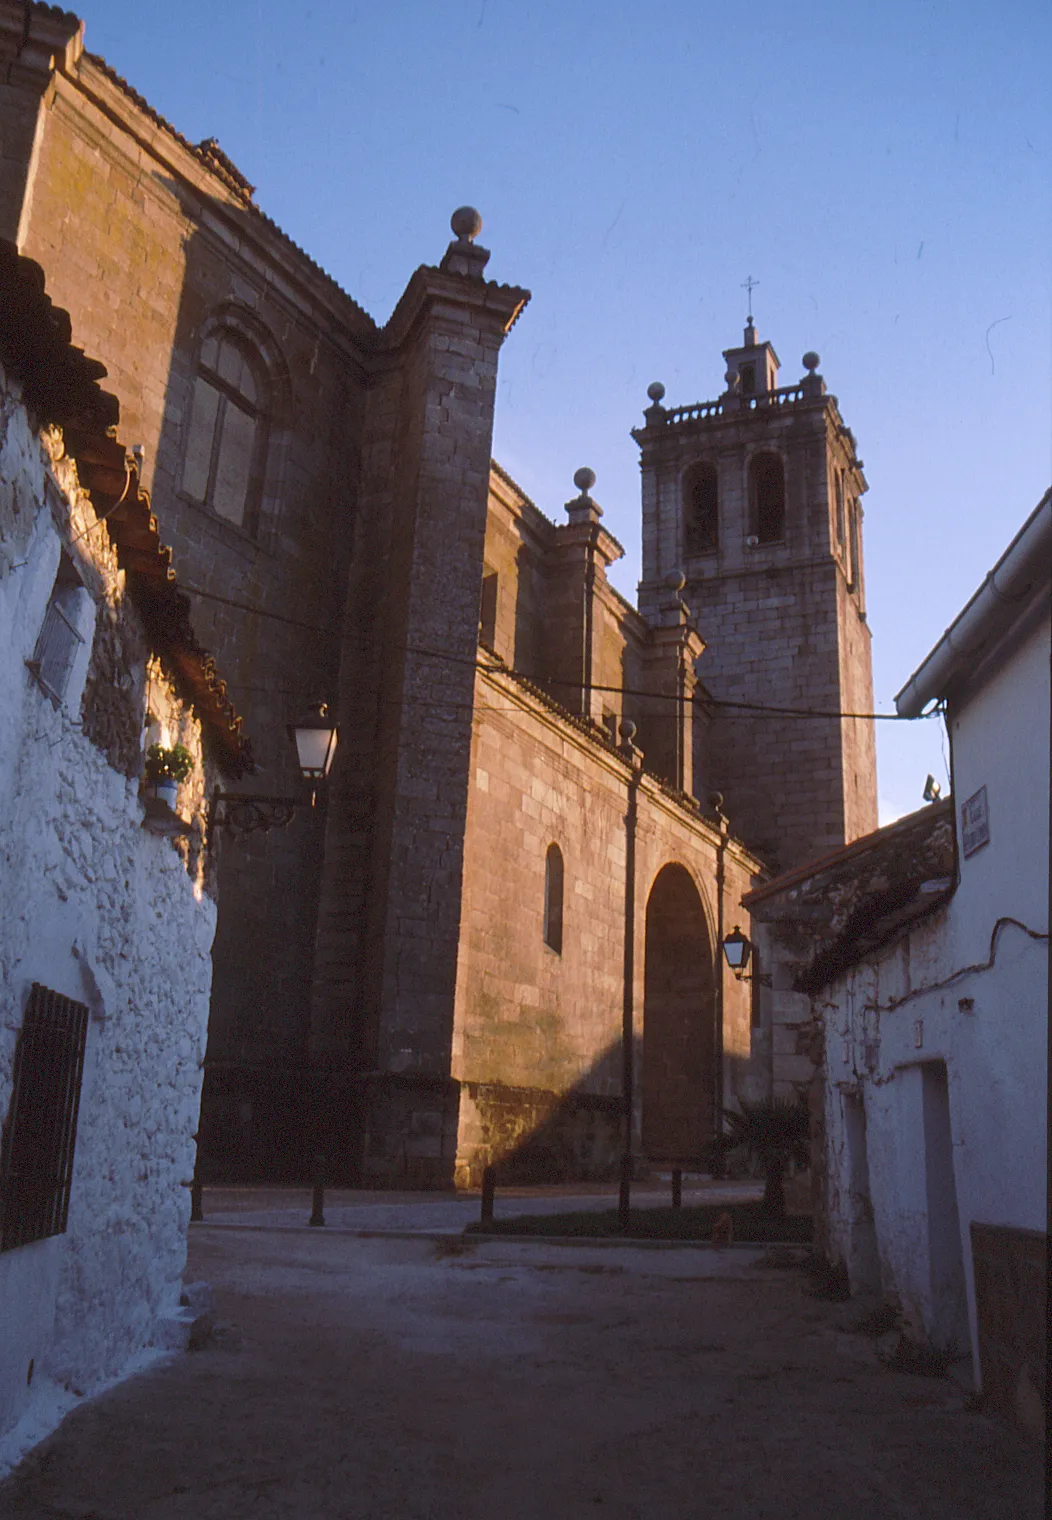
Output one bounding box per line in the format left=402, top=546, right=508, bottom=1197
left=732, top=969, right=773, bottom=987
left=207, top=788, right=300, bottom=841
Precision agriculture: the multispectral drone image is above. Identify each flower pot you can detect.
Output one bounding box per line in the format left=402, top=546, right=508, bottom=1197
left=148, top=778, right=179, bottom=809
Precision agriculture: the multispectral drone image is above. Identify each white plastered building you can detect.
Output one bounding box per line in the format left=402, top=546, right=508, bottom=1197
left=0, top=244, right=252, bottom=1450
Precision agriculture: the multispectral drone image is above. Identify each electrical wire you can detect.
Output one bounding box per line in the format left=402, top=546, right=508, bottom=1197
left=68, top=459, right=134, bottom=547
left=178, top=581, right=942, bottom=723
left=838, top=916, right=1049, bottom=1018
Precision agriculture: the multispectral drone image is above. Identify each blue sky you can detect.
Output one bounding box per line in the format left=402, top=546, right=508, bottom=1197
left=80, top=0, right=1050, bottom=822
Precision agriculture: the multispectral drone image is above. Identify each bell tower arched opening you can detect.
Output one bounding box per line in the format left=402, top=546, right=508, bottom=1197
left=642, top=864, right=715, bottom=1164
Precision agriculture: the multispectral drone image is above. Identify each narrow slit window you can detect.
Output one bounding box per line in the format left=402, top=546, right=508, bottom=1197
left=479, top=569, right=499, bottom=649
left=750, top=452, right=786, bottom=544
left=543, top=843, right=564, bottom=955
left=848, top=500, right=861, bottom=592
left=683, top=461, right=718, bottom=556
left=1, top=985, right=88, bottom=1253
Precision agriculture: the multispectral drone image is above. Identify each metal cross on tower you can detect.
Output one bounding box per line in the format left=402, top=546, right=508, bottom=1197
left=741, top=274, right=759, bottom=323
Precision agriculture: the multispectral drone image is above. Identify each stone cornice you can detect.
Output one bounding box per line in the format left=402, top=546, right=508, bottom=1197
left=475, top=658, right=764, bottom=876
left=378, top=263, right=530, bottom=356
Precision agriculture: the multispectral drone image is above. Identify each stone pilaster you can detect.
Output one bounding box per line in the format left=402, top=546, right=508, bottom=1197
left=309, top=209, right=529, bottom=1182
left=638, top=572, right=705, bottom=795
left=541, top=469, right=624, bottom=723
left=0, top=5, right=82, bottom=244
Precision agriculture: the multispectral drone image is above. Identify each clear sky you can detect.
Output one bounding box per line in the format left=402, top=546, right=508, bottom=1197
left=77, top=0, right=1050, bottom=824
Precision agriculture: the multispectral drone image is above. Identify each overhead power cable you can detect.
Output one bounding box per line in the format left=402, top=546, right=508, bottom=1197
left=179, top=583, right=940, bottom=723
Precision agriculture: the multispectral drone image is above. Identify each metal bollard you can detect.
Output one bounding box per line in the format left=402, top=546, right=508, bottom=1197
left=309, top=1153, right=326, bottom=1227
left=190, top=1176, right=203, bottom=1223
left=480, top=1164, right=496, bottom=1225
left=618, top=1153, right=632, bottom=1233
left=671, top=1167, right=682, bottom=1209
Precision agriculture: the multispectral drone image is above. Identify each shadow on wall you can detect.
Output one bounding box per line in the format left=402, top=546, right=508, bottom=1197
left=454, top=1044, right=756, bottom=1191
left=143, top=190, right=358, bottom=1185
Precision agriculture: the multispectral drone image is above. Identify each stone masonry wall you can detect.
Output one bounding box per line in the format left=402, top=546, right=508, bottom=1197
left=638, top=379, right=876, bottom=873
left=0, top=373, right=215, bottom=1437
left=693, top=559, right=847, bottom=868
left=452, top=665, right=758, bottom=1186
left=308, top=256, right=527, bottom=1183
left=5, top=40, right=371, bottom=1177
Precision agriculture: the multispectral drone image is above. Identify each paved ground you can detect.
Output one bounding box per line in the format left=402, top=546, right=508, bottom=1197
left=0, top=1201, right=1042, bottom=1520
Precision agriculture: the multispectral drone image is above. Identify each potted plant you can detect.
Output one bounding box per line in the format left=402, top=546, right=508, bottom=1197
left=144, top=742, right=193, bottom=809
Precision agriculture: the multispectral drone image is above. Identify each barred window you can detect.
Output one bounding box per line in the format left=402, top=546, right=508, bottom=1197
left=0, top=985, right=88, bottom=1253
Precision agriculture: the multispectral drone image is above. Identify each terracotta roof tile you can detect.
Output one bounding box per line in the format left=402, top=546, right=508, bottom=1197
left=0, top=240, right=254, bottom=778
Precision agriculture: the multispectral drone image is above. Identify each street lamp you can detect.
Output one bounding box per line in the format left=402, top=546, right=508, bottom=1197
left=208, top=702, right=339, bottom=840
left=720, top=925, right=772, bottom=986
left=287, top=702, right=340, bottom=805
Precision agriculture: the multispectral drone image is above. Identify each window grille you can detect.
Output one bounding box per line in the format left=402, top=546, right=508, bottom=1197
left=0, top=984, right=88, bottom=1253
left=25, top=593, right=84, bottom=706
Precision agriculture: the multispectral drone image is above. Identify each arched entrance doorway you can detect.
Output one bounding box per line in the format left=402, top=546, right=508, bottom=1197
left=642, top=864, right=715, bottom=1163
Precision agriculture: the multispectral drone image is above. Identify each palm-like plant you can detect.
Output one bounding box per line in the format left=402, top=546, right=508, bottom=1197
left=722, top=1096, right=810, bottom=1219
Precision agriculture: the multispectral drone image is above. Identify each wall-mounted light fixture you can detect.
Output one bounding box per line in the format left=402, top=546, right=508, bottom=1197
left=208, top=702, right=339, bottom=841
left=720, top=926, right=772, bottom=986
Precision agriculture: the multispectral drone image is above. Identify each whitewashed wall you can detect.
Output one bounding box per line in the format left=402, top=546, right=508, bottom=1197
left=821, top=606, right=1050, bottom=1383
left=0, top=368, right=217, bottom=1440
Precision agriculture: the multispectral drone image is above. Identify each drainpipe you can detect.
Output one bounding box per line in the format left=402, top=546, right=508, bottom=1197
left=712, top=793, right=728, bottom=1176
left=620, top=725, right=644, bottom=1219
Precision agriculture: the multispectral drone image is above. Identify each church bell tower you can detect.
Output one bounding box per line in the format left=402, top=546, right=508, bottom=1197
left=633, top=319, right=878, bottom=871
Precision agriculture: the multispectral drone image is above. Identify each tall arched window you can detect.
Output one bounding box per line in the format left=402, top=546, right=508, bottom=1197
left=749, top=452, right=785, bottom=544
left=682, top=461, right=718, bottom=556
left=182, top=330, right=268, bottom=531
left=543, top=843, right=564, bottom=954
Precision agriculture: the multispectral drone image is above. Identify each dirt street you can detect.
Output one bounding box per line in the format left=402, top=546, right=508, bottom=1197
left=0, top=1227, right=1042, bottom=1519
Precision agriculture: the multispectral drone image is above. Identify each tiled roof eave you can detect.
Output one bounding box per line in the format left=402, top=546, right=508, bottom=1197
left=0, top=241, right=253, bottom=778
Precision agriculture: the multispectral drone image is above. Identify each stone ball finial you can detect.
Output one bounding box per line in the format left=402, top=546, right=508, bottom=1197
left=709, top=790, right=725, bottom=813
left=450, top=206, right=483, bottom=243
left=573, top=467, right=596, bottom=494
left=665, top=568, right=686, bottom=592
left=802, top=351, right=821, bottom=373
left=619, top=720, right=637, bottom=742
left=646, top=381, right=666, bottom=402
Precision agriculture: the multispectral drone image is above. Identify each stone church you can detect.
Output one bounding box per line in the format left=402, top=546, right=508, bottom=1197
left=0, top=3, right=877, bottom=1187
